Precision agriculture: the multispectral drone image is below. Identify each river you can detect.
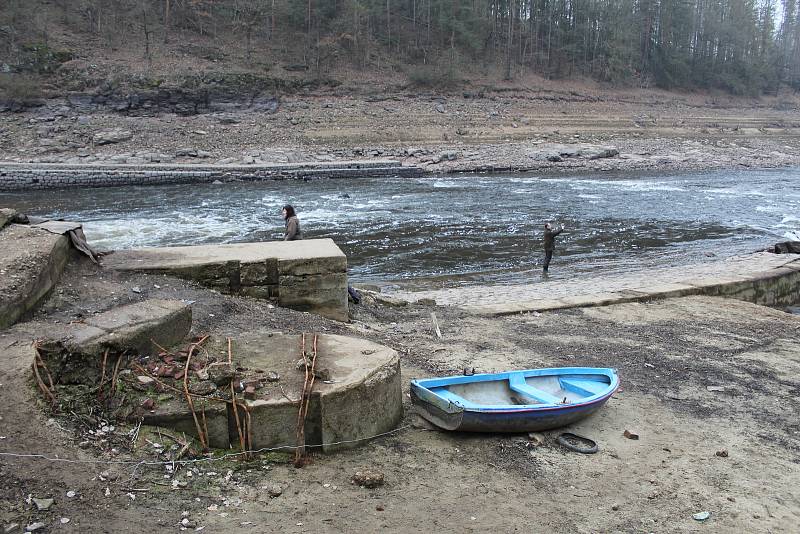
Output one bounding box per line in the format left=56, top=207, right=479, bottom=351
left=2, top=168, right=798, bottom=289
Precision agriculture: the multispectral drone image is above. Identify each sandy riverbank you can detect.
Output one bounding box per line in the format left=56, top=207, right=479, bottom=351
left=1, top=247, right=799, bottom=532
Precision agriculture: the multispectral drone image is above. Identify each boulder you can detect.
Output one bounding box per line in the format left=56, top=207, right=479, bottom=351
left=0, top=208, right=19, bottom=230
left=93, top=129, right=133, bottom=145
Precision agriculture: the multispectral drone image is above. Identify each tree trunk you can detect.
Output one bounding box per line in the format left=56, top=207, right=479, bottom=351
left=505, top=0, right=513, bottom=79
left=163, top=0, right=170, bottom=44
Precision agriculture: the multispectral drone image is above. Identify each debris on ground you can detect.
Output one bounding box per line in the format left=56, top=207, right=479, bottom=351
left=623, top=429, right=639, bottom=440
left=527, top=432, right=545, bottom=446
left=693, top=511, right=711, bottom=521
left=352, top=470, right=385, bottom=488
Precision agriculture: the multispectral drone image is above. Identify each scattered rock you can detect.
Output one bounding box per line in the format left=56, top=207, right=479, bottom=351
left=266, top=371, right=280, bottom=382
left=706, top=385, right=726, bottom=392
left=265, top=484, right=282, bottom=498
left=93, top=129, right=133, bottom=145
left=189, top=380, right=217, bottom=396
left=24, top=523, right=45, bottom=532
left=692, top=511, right=710, bottom=521
left=32, top=497, right=53, bottom=511
left=371, top=294, right=408, bottom=307
left=65, top=491, right=76, bottom=498
left=313, top=368, right=332, bottom=381
left=435, top=104, right=446, bottom=113
left=352, top=470, right=384, bottom=488
left=59, top=518, right=69, bottom=525
left=136, top=375, right=155, bottom=385
left=216, top=114, right=240, bottom=125
left=207, top=362, right=236, bottom=385
left=587, top=147, right=619, bottom=159
left=623, top=430, right=639, bottom=440
left=611, top=503, right=619, bottom=511
left=244, top=386, right=256, bottom=400
left=715, top=449, right=729, bottom=458
left=141, top=398, right=155, bottom=410
left=4, top=524, right=20, bottom=533
left=527, top=432, right=545, bottom=447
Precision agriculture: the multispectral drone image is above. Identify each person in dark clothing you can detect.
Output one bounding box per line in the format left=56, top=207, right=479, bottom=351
left=282, top=205, right=302, bottom=241
left=542, top=222, right=564, bottom=273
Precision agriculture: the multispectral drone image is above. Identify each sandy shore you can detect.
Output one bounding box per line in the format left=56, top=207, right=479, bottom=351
left=1, top=251, right=799, bottom=532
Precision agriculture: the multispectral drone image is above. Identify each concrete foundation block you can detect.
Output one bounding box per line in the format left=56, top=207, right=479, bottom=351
left=240, top=259, right=278, bottom=285
left=37, top=299, right=192, bottom=385
left=278, top=273, right=348, bottom=321
left=242, top=398, right=299, bottom=450
left=236, top=333, right=402, bottom=452
left=104, top=239, right=349, bottom=320
left=143, top=397, right=230, bottom=449
left=319, top=357, right=402, bottom=452
left=0, top=226, right=70, bottom=329
left=84, top=299, right=192, bottom=355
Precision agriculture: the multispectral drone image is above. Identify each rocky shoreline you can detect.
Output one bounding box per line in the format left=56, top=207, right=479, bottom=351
left=1, top=90, right=799, bottom=183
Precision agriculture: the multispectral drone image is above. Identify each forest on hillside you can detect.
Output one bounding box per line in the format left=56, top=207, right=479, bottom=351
left=2, top=0, right=800, bottom=96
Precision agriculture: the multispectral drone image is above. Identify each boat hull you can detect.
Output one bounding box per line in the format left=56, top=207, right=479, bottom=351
left=410, top=367, right=618, bottom=433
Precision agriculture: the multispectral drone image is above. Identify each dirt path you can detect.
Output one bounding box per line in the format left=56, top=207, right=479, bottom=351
left=2, top=252, right=799, bottom=532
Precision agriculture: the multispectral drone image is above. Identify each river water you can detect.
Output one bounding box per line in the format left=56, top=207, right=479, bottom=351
left=2, top=168, right=798, bottom=289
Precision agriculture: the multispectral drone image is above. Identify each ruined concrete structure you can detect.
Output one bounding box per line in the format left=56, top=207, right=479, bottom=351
left=102, top=239, right=349, bottom=321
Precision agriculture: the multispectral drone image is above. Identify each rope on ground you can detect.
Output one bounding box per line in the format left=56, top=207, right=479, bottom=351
left=0, top=424, right=414, bottom=467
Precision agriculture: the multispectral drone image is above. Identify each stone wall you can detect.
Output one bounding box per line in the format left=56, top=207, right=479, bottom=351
left=699, top=264, right=800, bottom=307
left=0, top=161, right=422, bottom=191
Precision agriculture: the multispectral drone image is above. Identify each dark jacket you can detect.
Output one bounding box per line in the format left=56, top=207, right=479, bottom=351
left=284, top=216, right=302, bottom=241
left=543, top=227, right=562, bottom=251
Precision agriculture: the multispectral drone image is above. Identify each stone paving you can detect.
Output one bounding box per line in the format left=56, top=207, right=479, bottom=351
left=389, top=252, right=800, bottom=315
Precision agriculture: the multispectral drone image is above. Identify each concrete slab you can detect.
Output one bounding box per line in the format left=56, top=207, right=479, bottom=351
left=0, top=224, right=70, bottom=329
left=150, top=333, right=403, bottom=452
left=103, top=239, right=346, bottom=271
left=30, top=220, right=83, bottom=235
left=390, top=253, right=800, bottom=315
left=36, top=299, right=192, bottom=385
left=103, top=239, right=348, bottom=321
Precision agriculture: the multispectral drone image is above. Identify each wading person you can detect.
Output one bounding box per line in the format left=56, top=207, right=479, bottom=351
left=282, top=205, right=302, bottom=241
left=542, top=222, right=564, bottom=273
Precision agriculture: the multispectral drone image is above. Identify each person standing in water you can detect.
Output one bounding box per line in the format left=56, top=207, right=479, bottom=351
left=282, top=205, right=302, bottom=241
left=542, top=222, right=564, bottom=273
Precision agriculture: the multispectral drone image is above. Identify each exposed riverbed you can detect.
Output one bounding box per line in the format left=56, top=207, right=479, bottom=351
left=2, top=168, right=798, bottom=289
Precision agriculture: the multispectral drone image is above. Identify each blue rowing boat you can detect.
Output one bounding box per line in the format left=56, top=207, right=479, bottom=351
left=410, top=367, right=619, bottom=432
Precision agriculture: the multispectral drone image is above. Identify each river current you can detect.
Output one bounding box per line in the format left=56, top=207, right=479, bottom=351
left=2, top=168, right=798, bottom=289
